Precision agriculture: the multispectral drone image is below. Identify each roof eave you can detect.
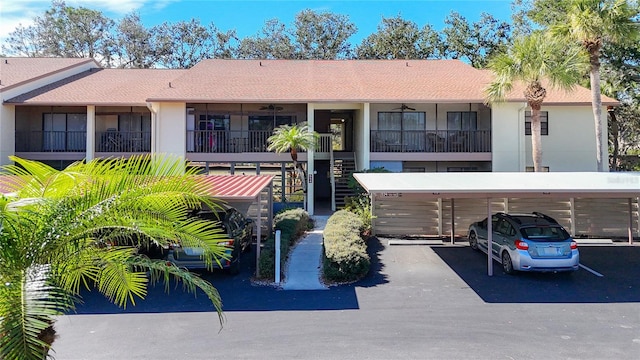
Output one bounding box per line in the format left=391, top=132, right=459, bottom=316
left=0, top=58, right=99, bottom=93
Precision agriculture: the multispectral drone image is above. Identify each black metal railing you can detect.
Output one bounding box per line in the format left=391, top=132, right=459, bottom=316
left=96, top=130, right=151, bottom=152
left=370, top=130, right=491, bottom=153
left=186, top=130, right=271, bottom=153
left=15, top=131, right=87, bottom=152
left=15, top=130, right=152, bottom=153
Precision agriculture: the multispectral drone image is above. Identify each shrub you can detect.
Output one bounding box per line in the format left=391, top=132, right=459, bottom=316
left=257, top=208, right=311, bottom=280
left=344, top=195, right=373, bottom=236
left=322, top=210, right=370, bottom=283
left=344, top=167, right=388, bottom=236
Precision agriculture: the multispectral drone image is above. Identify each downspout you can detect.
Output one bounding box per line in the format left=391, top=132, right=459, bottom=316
left=146, top=102, right=157, bottom=154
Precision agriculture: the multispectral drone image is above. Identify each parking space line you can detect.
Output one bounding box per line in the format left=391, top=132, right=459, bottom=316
left=579, top=264, right=604, bottom=277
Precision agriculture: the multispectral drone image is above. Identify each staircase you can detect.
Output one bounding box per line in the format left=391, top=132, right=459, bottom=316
left=333, top=157, right=357, bottom=209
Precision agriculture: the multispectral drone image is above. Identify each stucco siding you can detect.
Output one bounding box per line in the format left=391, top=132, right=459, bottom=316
left=155, top=102, right=187, bottom=157
left=0, top=105, right=15, bottom=166
left=491, top=103, right=526, bottom=172
left=524, top=106, right=600, bottom=171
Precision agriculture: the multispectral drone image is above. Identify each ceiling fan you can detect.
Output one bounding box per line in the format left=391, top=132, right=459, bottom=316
left=260, top=104, right=284, bottom=111
left=392, top=104, right=416, bottom=111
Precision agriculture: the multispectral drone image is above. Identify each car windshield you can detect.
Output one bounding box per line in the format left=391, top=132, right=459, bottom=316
left=521, top=226, right=570, bottom=241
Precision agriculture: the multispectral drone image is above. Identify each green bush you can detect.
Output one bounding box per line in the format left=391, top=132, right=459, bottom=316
left=257, top=208, right=311, bottom=280
left=322, top=210, right=370, bottom=283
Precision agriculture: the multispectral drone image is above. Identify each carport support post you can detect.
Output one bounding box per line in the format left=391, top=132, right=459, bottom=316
left=487, top=198, right=493, bottom=276
left=256, top=198, right=263, bottom=275
left=275, top=230, right=281, bottom=284
left=450, top=199, right=455, bottom=245
left=628, top=198, right=634, bottom=245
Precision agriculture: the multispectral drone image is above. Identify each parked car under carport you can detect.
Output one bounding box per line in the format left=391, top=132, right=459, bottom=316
left=353, top=171, right=640, bottom=276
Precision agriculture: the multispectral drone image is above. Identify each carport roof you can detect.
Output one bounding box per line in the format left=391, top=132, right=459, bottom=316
left=354, top=172, right=640, bottom=198
left=199, top=174, right=274, bottom=200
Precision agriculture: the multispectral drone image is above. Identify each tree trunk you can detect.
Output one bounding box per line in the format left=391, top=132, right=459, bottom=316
left=531, top=106, right=543, bottom=172
left=608, top=106, right=619, bottom=171
left=589, top=50, right=605, bottom=172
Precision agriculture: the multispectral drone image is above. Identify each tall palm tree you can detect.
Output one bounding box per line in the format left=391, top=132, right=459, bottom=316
left=267, top=123, right=319, bottom=204
left=0, top=155, right=228, bottom=360
left=485, top=30, right=588, bottom=171
left=552, top=0, right=639, bottom=171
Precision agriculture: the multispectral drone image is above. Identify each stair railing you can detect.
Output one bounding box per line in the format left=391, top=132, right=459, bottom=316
left=330, top=140, right=336, bottom=211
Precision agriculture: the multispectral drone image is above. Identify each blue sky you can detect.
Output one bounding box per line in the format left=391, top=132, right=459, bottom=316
left=1, top=0, right=515, bottom=44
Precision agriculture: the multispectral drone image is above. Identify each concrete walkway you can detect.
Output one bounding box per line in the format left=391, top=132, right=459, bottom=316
left=281, top=215, right=329, bottom=290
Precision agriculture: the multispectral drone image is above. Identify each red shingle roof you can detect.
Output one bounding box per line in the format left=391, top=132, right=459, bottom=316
left=2, top=58, right=618, bottom=105
left=6, top=68, right=186, bottom=106
left=0, top=57, right=97, bottom=92
left=147, top=59, right=494, bottom=103
left=146, top=59, right=617, bottom=105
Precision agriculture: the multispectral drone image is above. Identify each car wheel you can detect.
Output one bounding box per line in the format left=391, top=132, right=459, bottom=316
left=468, top=232, right=479, bottom=251
left=502, top=251, right=514, bottom=275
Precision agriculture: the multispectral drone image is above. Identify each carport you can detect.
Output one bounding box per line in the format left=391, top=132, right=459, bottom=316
left=354, top=172, right=640, bottom=276
left=199, top=174, right=275, bottom=273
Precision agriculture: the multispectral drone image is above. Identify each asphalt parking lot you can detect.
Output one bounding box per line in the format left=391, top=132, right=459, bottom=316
left=54, top=239, right=640, bottom=359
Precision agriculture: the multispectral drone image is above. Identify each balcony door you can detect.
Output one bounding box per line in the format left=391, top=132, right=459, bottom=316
left=43, top=113, right=86, bottom=151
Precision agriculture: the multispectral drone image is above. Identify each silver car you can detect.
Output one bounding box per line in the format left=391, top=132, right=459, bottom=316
left=166, top=206, right=253, bottom=275
left=468, top=212, right=579, bottom=274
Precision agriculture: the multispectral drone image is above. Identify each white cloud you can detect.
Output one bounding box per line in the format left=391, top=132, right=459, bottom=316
left=0, top=0, right=177, bottom=44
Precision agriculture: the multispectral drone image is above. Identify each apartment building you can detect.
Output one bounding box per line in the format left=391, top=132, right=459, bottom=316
left=0, top=58, right=616, bottom=215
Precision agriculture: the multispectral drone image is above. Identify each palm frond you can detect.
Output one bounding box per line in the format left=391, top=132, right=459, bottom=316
left=1, top=154, right=229, bottom=358
left=0, top=266, right=74, bottom=360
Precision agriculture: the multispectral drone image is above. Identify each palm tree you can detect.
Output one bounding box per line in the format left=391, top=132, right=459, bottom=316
left=552, top=0, right=639, bottom=171
left=0, top=155, right=228, bottom=360
left=485, top=30, right=588, bottom=171
left=267, top=123, right=319, bottom=204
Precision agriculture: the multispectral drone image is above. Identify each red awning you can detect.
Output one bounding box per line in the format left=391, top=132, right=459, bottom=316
left=199, top=174, right=275, bottom=200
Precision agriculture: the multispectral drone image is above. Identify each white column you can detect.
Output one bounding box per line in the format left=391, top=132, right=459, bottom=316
left=487, top=199, right=493, bottom=276
left=86, top=105, right=95, bottom=161
left=628, top=198, right=634, bottom=245
left=362, top=102, right=370, bottom=170
left=256, top=196, right=263, bottom=274
left=570, top=198, right=576, bottom=236
left=307, top=103, right=315, bottom=215
left=0, top=104, right=16, bottom=166
left=450, top=199, right=455, bottom=244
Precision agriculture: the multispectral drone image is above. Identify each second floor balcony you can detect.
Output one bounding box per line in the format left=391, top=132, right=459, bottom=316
left=14, top=129, right=491, bottom=155
left=15, top=130, right=151, bottom=153
left=370, top=130, right=491, bottom=153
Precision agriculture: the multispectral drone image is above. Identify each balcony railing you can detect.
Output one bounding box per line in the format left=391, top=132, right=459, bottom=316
left=186, top=130, right=335, bottom=153
left=187, top=130, right=270, bottom=153
left=15, top=131, right=151, bottom=153
left=370, top=130, right=491, bottom=153
left=96, top=130, right=151, bottom=152
left=16, top=131, right=87, bottom=152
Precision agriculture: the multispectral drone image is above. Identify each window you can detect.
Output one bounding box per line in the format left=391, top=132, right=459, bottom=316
left=496, top=219, right=516, bottom=236
left=248, top=115, right=295, bottom=131
left=378, top=112, right=426, bottom=131
left=447, top=167, right=479, bottom=172
left=377, top=112, right=426, bottom=150
left=526, top=166, right=550, bottom=172
left=525, top=111, right=548, bottom=135
left=447, top=112, right=477, bottom=130
left=199, top=114, right=229, bottom=131
left=43, top=113, right=87, bottom=151
left=198, top=114, right=230, bottom=152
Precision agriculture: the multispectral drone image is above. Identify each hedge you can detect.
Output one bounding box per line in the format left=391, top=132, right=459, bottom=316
left=257, top=208, right=310, bottom=280
left=322, top=210, right=370, bottom=283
